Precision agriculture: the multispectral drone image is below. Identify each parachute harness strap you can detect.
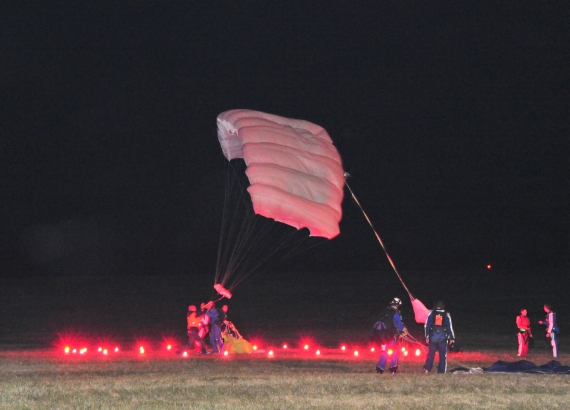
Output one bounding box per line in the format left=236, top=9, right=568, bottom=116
left=344, top=177, right=413, bottom=298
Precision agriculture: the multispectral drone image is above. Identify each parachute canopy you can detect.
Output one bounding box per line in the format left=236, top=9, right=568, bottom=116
left=217, top=109, right=344, bottom=239
left=411, top=298, right=431, bottom=324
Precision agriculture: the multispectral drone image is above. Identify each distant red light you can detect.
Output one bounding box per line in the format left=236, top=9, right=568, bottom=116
left=387, top=349, right=393, bottom=355
left=304, top=344, right=309, bottom=350
left=415, top=349, right=421, bottom=356
left=487, top=264, right=492, bottom=269
left=64, top=346, right=70, bottom=354
left=353, top=350, right=359, bottom=356
left=282, top=344, right=288, bottom=349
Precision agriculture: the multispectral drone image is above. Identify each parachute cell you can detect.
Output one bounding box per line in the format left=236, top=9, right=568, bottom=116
left=217, top=109, right=344, bottom=239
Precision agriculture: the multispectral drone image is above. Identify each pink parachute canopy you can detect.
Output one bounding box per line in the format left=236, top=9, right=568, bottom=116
left=217, top=109, right=345, bottom=239
left=411, top=298, right=431, bottom=324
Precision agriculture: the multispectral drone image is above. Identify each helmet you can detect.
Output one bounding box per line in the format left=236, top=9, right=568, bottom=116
left=390, top=297, right=402, bottom=307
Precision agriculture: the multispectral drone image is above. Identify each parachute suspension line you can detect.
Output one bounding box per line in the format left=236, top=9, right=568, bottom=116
left=216, top=160, right=320, bottom=292
left=216, top=160, right=259, bottom=286
left=344, top=177, right=413, bottom=298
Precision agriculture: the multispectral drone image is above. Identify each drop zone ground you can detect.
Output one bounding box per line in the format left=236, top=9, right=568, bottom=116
left=0, top=346, right=569, bottom=409
left=0, top=270, right=568, bottom=408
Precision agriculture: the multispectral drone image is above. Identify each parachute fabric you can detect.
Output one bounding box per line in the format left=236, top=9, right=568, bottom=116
left=217, top=109, right=344, bottom=239
left=411, top=298, right=431, bottom=324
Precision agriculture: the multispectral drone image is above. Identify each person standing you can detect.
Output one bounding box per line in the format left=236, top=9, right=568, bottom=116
left=373, top=297, right=408, bottom=374
left=206, top=302, right=226, bottom=354
left=177, top=305, right=208, bottom=354
left=516, top=308, right=532, bottom=357
left=538, top=303, right=559, bottom=358
left=423, top=300, right=455, bottom=374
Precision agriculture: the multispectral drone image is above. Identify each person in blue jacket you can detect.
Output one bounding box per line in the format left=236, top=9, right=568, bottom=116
left=423, top=300, right=455, bottom=374
left=205, top=302, right=226, bottom=354
left=538, top=303, right=559, bottom=358
left=374, top=297, right=408, bottom=374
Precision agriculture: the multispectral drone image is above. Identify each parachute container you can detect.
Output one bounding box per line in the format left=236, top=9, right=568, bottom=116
left=214, top=283, right=232, bottom=299
left=411, top=298, right=431, bottom=324
left=217, top=109, right=344, bottom=239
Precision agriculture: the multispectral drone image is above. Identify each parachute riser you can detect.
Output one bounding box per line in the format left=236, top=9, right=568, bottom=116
left=344, top=177, right=412, bottom=296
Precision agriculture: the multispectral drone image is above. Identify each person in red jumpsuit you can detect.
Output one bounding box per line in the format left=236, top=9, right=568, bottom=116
left=516, top=308, right=532, bottom=357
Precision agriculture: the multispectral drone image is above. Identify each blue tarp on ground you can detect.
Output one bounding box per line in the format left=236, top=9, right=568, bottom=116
left=484, top=360, right=570, bottom=374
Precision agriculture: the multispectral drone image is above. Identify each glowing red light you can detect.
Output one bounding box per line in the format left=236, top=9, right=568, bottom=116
left=282, top=344, right=288, bottom=349
left=114, top=347, right=119, bottom=352
left=370, top=347, right=375, bottom=352
left=64, top=346, right=70, bottom=354
left=223, top=351, right=229, bottom=356
left=387, top=349, right=393, bottom=355
left=139, top=346, right=145, bottom=354
left=304, top=344, right=309, bottom=350
left=252, top=345, right=258, bottom=351
left=415, top=349, right=421, bottom=356
left=268, top=350, right=274, bottom=357
left=167, top=344, right=172, bottom=350
left=316, top=350, right=321, bottom=355
left=103, top=349, right=108, bottom=355
left=401, top=347, right=406, bottom=352
left=182, top=351, right=188, bottom=357
left=487, top=264, right=492, bottom=269
left=72, top=349, right=77, bottom=354
left=353, top=350, right=359, bottom=356
left=98, top=347, right=103, bottom=352
left=341, top=345, right=346, bottom=351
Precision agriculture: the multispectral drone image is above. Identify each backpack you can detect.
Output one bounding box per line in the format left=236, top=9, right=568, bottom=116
left=371, top=308, right=396, bottom=344
left=429, top=310, right=448, bottom=342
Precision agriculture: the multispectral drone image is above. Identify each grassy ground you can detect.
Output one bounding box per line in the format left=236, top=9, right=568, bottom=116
left=0, top=271, right=567, bottom=408
left=0, top=348, right=569, bottom=409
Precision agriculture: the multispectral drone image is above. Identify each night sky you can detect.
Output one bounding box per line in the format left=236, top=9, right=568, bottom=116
left=2, top=2, right=568, bottom=281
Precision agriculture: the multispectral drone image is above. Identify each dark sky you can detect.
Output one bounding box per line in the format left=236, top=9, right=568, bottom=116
left=1, top=2, right=568, bottom=280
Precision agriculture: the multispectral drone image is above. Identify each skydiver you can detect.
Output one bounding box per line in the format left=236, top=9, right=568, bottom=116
left=538, top=303, right=559, bottom=358
left=423, top=300, right=455, bottom=374
left=516, top=308, right=532, bottom=357
left=176, top=305, right=209, bottom=354
left=206, top=302, right=226, bottom=353
left=373, top=297, right=408, bottom=374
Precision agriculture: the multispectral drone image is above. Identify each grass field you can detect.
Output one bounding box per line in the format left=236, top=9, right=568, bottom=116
left=0, top=270, right=568, bottom=408
left=0, top=348, right=569, bottom=409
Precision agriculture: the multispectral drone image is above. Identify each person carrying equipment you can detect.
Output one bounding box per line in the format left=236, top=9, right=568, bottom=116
left=423, top=300, right=455, bottom=374
left=538, top=303, right=559, bottom=358
left=516, top=308, right=532, bottom=357
left=373, top=297, right=408, bottom=374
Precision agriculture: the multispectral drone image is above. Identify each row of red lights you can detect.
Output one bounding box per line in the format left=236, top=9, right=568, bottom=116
left=63, top=342, right=422, bottom=358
